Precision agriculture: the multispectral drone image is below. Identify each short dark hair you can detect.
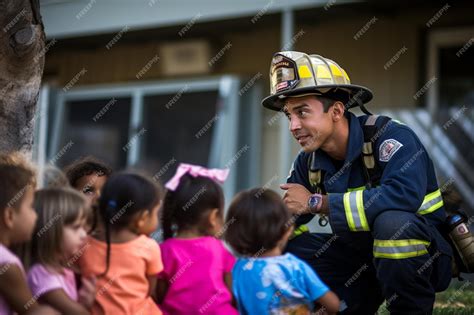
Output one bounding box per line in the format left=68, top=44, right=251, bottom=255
left=64, top=156, right=112, bottom=188
left=315, top=90, right=352, bottom=112
left=0, top=165, right=36, bottom=212
left=161, top=174, right=224, bottom=240
left=224, top=188, right=292, bottom=256
left=315, top=95, right=336, bottom=112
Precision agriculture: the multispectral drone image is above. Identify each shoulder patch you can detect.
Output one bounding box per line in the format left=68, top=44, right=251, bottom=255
left=379, top=139, right=403, bottom=162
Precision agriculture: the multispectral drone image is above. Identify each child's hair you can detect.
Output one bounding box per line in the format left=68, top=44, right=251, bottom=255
left=0, top=152, right=37, bottom=189
left=441, top=187, right=464, bottom=215
left=0, top=151, right=36, bottom=171
left=98, top=172, right=162, bottom=275
left=161, top=174, right=225, bottom=240
left=64, top=156, right=112, bottom=188
left=41, top=166, right=70, bottom=188
left=31, top=188, right=87, bottom=268
left=224, top=188, right=292, bottom=256
left=0, top=164, right=36, bottom=212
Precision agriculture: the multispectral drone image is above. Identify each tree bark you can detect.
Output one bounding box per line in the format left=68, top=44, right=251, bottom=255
left=0, top=0, right=45, bottom=155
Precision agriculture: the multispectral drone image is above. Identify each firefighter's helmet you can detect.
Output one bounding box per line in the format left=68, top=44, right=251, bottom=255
left=261, top=51, right=373, bottom=112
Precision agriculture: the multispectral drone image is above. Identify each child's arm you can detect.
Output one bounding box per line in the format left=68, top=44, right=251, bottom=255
left=315, top=291, right=340, bottom=315
left=155, top=278, right=168, bottom=304
left=77, top=276, right=96, bottom=310
left=0, top=264, right=57, bottom=315
left=39, top=290, right=90, bottom=315
left=296, top=258, right=340, bottom=314
left=223, top=272, right=236, bottom=306
left=145, top=238, right=164, bottom=303
left=147, top=275, right=158, bottom=302
left=220, top=241, right=236, bottom=307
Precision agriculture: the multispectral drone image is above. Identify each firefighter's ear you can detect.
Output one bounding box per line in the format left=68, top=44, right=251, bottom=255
left=331, top=101, right=345, bottom=122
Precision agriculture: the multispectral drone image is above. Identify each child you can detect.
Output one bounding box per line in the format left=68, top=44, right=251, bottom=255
left=64, top=156, right=112, bottom=210
left=78, top=172, right=163, bottom=315
left=224, top=189, right=340, bottom=315
left=41, top=166, right=70, bottom=188
left=0, top=164, right=56, bottom=315
left=157, top=163, right=238, bottom=315
left=27, top=188, right=95, bottom=315
left=64, top=156, right=112, bottom=234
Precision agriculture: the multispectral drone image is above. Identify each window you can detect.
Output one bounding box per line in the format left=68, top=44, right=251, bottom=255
left=37, top=76, right=262, bottom=200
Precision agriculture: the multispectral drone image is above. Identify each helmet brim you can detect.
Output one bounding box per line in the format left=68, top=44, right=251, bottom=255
left=261, top=84, right=373, bottom=111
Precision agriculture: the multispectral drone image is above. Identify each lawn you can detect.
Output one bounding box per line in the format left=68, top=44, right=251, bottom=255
left=377, top=279, right=474, bottom=314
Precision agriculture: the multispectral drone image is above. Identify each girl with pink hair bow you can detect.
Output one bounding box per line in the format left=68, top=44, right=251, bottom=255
left=156, top=163, right=238, bottom=315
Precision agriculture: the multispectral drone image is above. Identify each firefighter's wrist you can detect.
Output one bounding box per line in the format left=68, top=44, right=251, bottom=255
left=321, top=195, right=330, bottom=215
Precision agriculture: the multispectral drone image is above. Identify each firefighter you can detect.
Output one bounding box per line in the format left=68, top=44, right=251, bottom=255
left=262, top=51, right=453, bottom=314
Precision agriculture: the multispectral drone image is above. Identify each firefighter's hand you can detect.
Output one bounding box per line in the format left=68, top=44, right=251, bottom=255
left=280, top=183, right=312, bottom=215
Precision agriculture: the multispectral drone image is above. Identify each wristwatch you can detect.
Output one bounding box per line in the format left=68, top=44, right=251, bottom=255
left=308, top=193, right=323, bottom=214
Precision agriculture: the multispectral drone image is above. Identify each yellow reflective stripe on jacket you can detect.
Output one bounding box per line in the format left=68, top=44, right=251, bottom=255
left=417, top=189, right=444, bottom=215
left=343, top=191, right=369, bottom=232
left=296, top=188, right=443, bottom=234
left=347, top=185, right=365, bottom=192
left=291, top=224, right=309, bottom=239
left=344, top=186, right=444, bottom=231
left=373, top=239, right=430, bottom=259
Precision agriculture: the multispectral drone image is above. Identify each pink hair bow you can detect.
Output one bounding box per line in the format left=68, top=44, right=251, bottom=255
left=165, top=163, right=229, bottom=191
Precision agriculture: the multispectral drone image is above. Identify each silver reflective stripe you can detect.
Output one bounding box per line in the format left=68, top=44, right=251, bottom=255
left=373, top=239, right=430, bottom=259
left=418, top=195, right=443, bottom=212
left=374, top=244, right=427, bottom=255
left=365, top=115, right=379, bottom=126
left=349, top=192, right=363, bottom=231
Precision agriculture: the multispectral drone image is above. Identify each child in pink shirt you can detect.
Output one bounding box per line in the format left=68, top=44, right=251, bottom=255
left=157, top=164, right=238, bottom=315
left=0, top=162, right=56, bottom=315
left=27, top=188, right=95, bottom=314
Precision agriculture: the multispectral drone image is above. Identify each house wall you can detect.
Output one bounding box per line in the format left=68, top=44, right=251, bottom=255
left=43, top=3, right=474, bottom=187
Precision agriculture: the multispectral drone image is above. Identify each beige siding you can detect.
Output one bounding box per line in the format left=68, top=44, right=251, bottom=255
left=43, top=4, right=473, bottom=187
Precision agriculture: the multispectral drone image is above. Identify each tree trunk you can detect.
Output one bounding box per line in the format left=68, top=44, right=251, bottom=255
left=0, top=0, right=45, bottom=155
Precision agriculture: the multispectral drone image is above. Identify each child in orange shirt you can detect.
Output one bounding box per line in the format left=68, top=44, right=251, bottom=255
left=79, top=172, right=163, bottom=315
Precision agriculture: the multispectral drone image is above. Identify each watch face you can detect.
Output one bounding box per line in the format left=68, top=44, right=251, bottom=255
left=309, top=195, right=320, bottom=209
left=310, top=196, right=319, bottom=206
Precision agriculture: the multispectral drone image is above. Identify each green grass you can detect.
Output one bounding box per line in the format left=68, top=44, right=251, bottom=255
left=377, top=280, right=474, bottom=315
left=433, top=280, right=474, bottom=314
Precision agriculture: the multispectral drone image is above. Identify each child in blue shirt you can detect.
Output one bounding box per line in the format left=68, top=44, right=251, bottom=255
left=224, top=188, right=340, bottom=314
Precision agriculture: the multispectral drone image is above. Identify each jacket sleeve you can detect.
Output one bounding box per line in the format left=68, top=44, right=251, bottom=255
left=328, top=124, right=428, bottom=233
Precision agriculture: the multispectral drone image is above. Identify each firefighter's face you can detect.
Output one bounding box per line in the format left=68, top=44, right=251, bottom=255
left=284, top=95, right=341, bottom=153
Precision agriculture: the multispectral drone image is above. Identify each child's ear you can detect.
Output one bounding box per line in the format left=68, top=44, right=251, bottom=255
left=208, top=208, right=220, bottom=227
left=136, top=210, right=150, bottom=228
left=2, top=207, right=16, bottom=229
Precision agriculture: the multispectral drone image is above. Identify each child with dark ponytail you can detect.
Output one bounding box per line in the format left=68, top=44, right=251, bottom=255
left=157, top=163, right=238, bottom=315
left=78, top=172, right=163, bottom=315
